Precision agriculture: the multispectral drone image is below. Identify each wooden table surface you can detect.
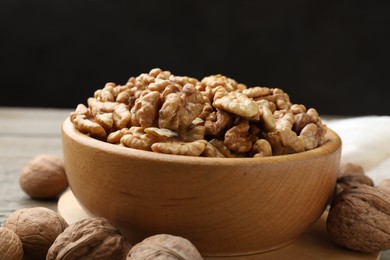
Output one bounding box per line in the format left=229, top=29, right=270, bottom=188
left=0, top=107, right=388, bottom=259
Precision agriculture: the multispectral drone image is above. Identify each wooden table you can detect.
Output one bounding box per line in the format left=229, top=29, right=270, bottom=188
left=0, top=107, right=388, bottom=259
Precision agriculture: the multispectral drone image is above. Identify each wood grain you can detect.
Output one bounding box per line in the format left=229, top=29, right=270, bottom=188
left=0, top=108, right=70, bottom=223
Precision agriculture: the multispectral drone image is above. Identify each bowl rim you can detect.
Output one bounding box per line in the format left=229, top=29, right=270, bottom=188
left=62, top=117, right=342, bottom=166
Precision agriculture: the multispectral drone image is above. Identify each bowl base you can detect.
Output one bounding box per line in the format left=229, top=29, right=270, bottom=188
left=57, top=189, right=379, bottom=260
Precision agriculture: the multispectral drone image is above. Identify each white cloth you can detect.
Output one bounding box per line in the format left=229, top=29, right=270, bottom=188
left=325, top=116, right=390, bottom=185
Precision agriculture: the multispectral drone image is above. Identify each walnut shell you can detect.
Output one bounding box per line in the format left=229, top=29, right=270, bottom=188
left=0, top=227, right=24, bottom=260
left=334, top=175, right=374, bottom=196
left=19, top=155, right=68, bottom=199
left=337, top=162, right=365, bottom=178
left=127, top=234, right=203, bottom=260
left=46, top=217, right=131, bottom=260
left=378, top=179, right=390, bottom=195
left=3, top=207, right=68, bottom=260
left=327, top=185, right=390, bottom=253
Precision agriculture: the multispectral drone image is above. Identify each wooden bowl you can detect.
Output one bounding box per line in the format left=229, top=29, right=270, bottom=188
left=61, top=118, right=342, bottom=257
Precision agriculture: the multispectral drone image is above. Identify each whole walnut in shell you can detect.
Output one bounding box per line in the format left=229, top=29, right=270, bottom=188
left=19, top=154, right=68, bottom=199
left=46, top=217, right=131, bottom=260
left=127, top=234, right=203, bottom=260
left=327, top=185, right=390, bottom=253
left=0, top=227, right=24, bottom=260
left=3, top=207, right=68, bottom=260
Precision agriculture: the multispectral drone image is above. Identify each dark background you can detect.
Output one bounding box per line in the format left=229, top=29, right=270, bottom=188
left=1, top=0, right=389, bottom=116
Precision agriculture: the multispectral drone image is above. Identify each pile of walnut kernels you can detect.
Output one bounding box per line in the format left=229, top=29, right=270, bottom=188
left=70, top=68, right=327, bottom=157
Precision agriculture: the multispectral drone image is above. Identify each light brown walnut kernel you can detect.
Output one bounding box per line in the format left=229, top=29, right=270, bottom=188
left=47, top=217, right=131, bottom=260
left=161, top=83, right=182, bottom=100
left=147, top=79, right=172, bottom=92
left=144, top=127, right=179, bottom=142
left=127, top=234, right=202, bottom=260
left=159, top=92, right=182, bottom=130
left=131, top=91, right=161, bottom=128
left=259, top=106, right=276, bottom=132
left=202, top=141, right=226, bottom=157
left=274, top=111, right=294, bottom=130
left=242, top=86, right=272, bottom=98
left=209, top=139, right=237, bottom=158
left=197, top=99, right=214, bottom=120
left=266, top=128, right=305, bottom=155
left=99, top=88, right=115, bottom=102
left=299, top=123, right=320, bottom=150
left=293, top=112, right=311, bottom=134
left=327, top=186, right=390, bottom=253
left=121, top=132, right=153, bottom=151
left=107, top=128, right=131, bottom=144
left=95, top=112, right=113, bottom=131
left=113, top=103, right=131, bottom=129
left=251, top=139, right=272, bottom=157
left=204, top=110, right=232, bottom=136
left=87, top=98, right=119, bottom=116
left=70, top=104, right=107, bottom=139
left=4, top=207, right=68, bottom=260
left=177, top=125, right=206, bottom=142
left=178, top=83, right=205, bottom=128
left=289, top=104, right=306, bottom=114
left=151, top=140, right=207, bottom=156
left=0, top=227, right=24, bottom=260
left=213, top=92, right=259, bottom=118
left=212, top=86, right=229, bottom=102
left=159, top=84, right=204, bottom=130
left=69, top=103, right=90, bottom=123
left=73, top=116, right=107, bottom=139
left=200, top=74, right=241, bottom=92
left=19, top=155, right=68, bottom=199
left=224, top=120, right=255, bottom=153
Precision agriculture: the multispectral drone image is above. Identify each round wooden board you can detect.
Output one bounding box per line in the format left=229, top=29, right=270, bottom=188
left=58, top=189, right=379, bottom=260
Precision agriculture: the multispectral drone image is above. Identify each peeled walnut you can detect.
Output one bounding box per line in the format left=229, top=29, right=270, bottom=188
left=19, top=155, right=68, bottom=199
left=3, top=207, right=68, bottom=260
left=46, top=217, right=131, bottom=260
left=378, top=179, right=390, bottom=195
left=127, top=234, right=203, bottom=260
left=327, top=185, right=390, bottom=253
left=0, top=227, right=24, bottom=260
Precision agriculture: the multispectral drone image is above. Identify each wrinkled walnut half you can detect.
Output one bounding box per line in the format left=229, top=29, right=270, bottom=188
left=327, top=185, right=390, bottom=253
left=3, top=207, right=68, bottom=260
left=127, top=234, right=203, bottom=260
left=46, top=217, right=131, bottom=260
